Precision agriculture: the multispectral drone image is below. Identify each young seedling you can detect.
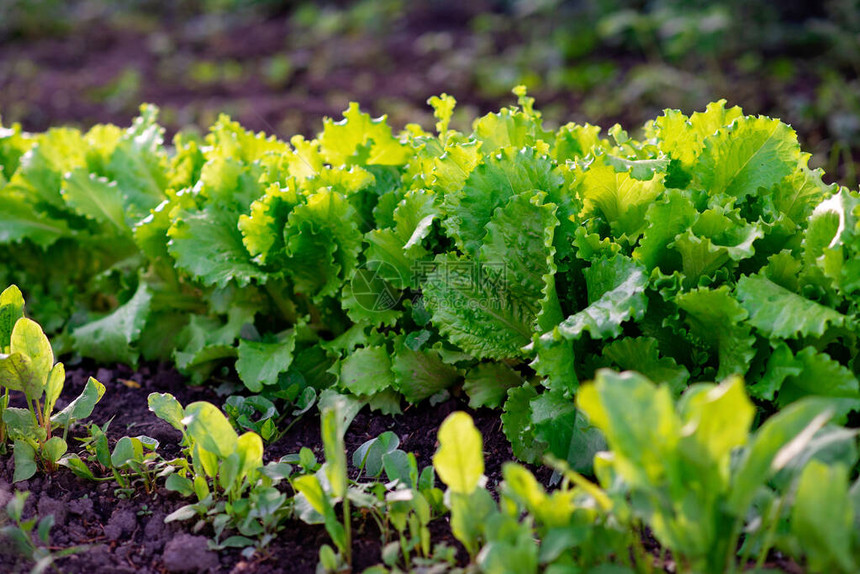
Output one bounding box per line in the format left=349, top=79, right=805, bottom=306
left=0, top=305, right=105, bottom=481
left=150, top=392, right=291, bottom=557
left=432, top=411, right=495, bottom=562
left=576, top=369, right=848, bottom=574
left=110, top=435, right=161, bottom=494
left=292, top=397, right=353, bottom=572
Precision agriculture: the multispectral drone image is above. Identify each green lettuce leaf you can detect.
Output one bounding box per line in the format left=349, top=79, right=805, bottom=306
left=168, top=205, right=266, bottom=288
left=577, top=162, right=664, bottom=241
left=463, top=363, right=523, bottom=409
left=392, top=347, right=461, bottom=403
left=72, top=282, right=153, bottom=366
left=754, top=344, right=860, bottom=408
left=319, top=103, right=410, bottom=166
left=442, top=146, right=562, bottom=257
left=697, top=115, right=800, bottom=201
left=236, top=335, right=296, bottom=393
left=549, top=255, right=648, bottom=341
left=284, top=189, right=363, bottom=300
left=423, top=253, right=535, bottom=360
left=602, top=337, right=689, bottom=396
left=335, top=345, right=396, bottom=397
left=736, top=274, right=849, bottom=340
left=675, top=286, right=756, bottom=379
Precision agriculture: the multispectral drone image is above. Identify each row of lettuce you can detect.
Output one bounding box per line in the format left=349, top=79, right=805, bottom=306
left=1, top=89, right=860, bottom=469
left=2, top=293, right=860, bottom=573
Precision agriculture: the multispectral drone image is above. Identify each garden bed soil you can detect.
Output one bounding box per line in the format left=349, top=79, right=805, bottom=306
left=0, top=361, right=518, bottom=573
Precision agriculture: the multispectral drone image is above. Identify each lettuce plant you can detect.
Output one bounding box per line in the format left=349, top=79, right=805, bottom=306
left=3, top=92, right=858, bottom=479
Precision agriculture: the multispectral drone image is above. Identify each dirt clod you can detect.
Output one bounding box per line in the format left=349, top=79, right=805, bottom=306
left=163, top=534, right=219, bottom=573
left=104, top=507, right=138, bottom=541
left=36, top=494, right=67, bottom=526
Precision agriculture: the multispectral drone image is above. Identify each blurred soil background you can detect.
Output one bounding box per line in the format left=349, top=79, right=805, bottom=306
left=1, top=0, right=859, bottom=186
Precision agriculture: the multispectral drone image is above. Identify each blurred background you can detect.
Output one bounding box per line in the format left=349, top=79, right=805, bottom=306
left=1, top=0, right=858, bottom=185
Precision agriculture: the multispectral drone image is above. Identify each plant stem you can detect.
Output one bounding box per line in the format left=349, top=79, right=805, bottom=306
left=265, top=282, right=297, bottom=324
left=29, top=397, right=42, bottom=429
left=632, top=524, right=652, bottom=574
left=62, top=415, right=72, bottom=446
left=754, top=496, right=786, bottom=570
left=399, top=530, right=410, bottom=568
left=343, top=495, right=352, bottom=567
left=0, top=389, right=8, bottom=444
left=725, top=516, right=744, bottom=574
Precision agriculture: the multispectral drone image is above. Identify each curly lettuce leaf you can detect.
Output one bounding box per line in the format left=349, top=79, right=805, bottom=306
left=501, top=384, right=545, bottom=464
left=736, top=274, right=849, bottom=340
left=770, top=153, right=835, bottom=229
left=104, top=104, right=168, bottom=216
left=168, top=205, right=266, bottom=288
left=174, top=306, right=256, bottom=383
left=423, top=254, right=535, bottom=360
left=61, top=169, right=130, bottom=233
left=341, top=266, right=402, bottom=328
left=72, top=282, right=153, bottom=366
left=205, top=114, right=289, bottom=166
left=675, top=286, right=756, bottom=379
left=430, top=141, right=482, bottom=193
left=531, top=388, right=606, bottom=474
left=0, top=120, right=32, bottom=184
left=649, top=100, right=743, bottom=170
left=236, top=335, right=296, bottom=393
left=284, top=189, right=363, bottom=299
left=803, top=189, right=860, bottom=297
left=479, top=190, right=559, bottom=303
left=463, top=362, right=523, bottom=409
left=577, top=162, right=664, bottom=241
left=0, top=193, right=72, bottom=248
left=365, top=188, right=438, bottom=290
left=336, top=345, right=395, bottom=396
left=392, top=347, right=461, bottom=403
left=602, top=337, right=689, bottom=396
left=442, top=146, right=562, bottom=257
left=472, top=96, right=554, bottom=153
left=634, top=188, right=697, bottom=272
left=755, top=344, right=860, bottom=410
left=9, top=127, right=87, bottom=208
left=553, top=122, right=605, bottom=162
left=319, top=103, right=410, bottom=166
left=238, top=183, right=302, bottom=268
left=670, top=206, right=763, bottom=287
left=697, top=115, right=800, bottom=201
left=550, top=254, right=648, bottom=341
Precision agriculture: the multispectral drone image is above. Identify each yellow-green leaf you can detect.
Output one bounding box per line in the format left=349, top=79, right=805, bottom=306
left=183, top=401, right=238, bottom=459
left=10, top=318, right=53, bottom=386
left=432, top=412, right=484, bottom=494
